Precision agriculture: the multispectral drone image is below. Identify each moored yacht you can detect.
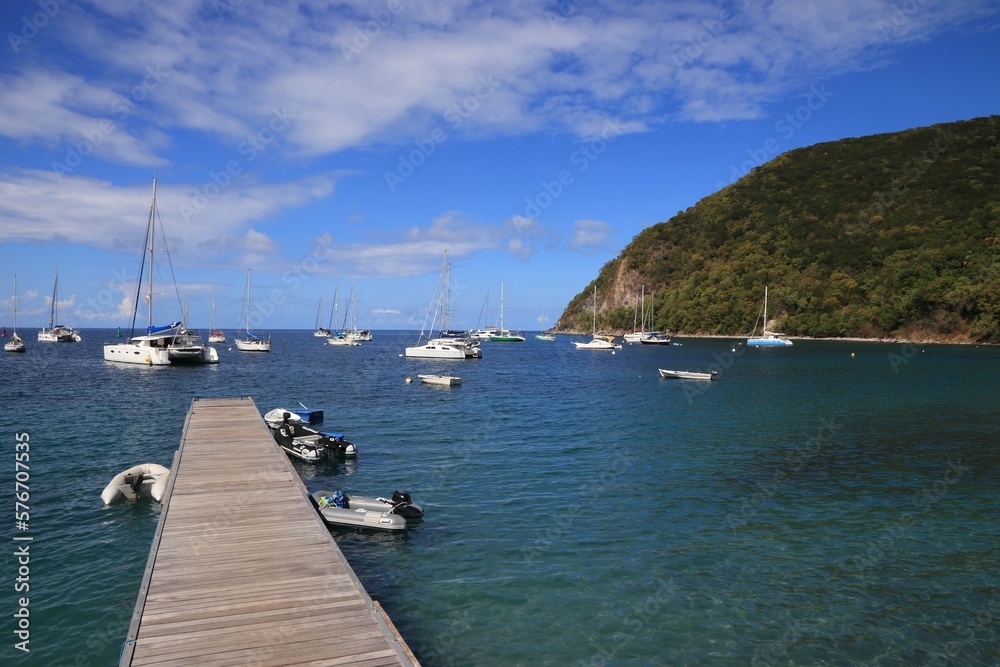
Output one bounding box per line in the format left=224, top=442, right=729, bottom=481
left=406, top=250, right=482, bottom=359
left=104, top=179, right=219, bottom=366
left=747, top=286, right=793, bottom=347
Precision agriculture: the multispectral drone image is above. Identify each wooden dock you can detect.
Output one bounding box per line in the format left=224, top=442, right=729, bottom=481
left=120, top=397, right=420, bottom=667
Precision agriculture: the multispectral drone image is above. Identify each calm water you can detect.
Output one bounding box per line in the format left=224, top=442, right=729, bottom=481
left=1, top=331, right=997, bottom=666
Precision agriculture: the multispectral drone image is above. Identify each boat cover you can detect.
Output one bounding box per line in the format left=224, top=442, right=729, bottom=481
left=147, top=322, right=182, bottom=334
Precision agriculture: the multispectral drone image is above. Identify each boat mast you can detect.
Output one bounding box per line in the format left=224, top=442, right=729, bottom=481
left=592, top=285, right=597, bottom=335
left=328, top=285, right=338, bottom=332
left=146, top=179, right=158, bottom=330
left=442, top=252, right=451, bottom=332
left=12, top=274, right=17, bottom=335
left=245, top=268, right=252, bottom=335
left=432, top=250, right=448, bottom=334
left=763, top=285, right=768, bottom=335
left=49, top=266, right=58, bottom=329
left=498, top=281, right=505, bottom=332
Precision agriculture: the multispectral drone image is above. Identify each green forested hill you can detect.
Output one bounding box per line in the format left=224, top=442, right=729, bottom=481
left=555, top=115, right=1000, bottom=342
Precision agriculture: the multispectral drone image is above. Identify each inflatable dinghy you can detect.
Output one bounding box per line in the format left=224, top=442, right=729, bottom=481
left=311, top=490, right=423, bottom=532
left=101, top=463, right=170, bottom=505
left=264, top=408, right=358, bottom=461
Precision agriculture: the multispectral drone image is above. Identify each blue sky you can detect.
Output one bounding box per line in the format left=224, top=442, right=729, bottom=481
left=1, top=1, right=998, bottom=333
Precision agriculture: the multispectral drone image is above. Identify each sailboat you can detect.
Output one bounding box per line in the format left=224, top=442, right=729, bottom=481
left=623, top=286, right=645, bottom=343
left=489, top=282, right=525, bottom=342
left=235, top=268, right=271, bottom=351
left=406, top=250, right=481, bottom=359
left=342, top=281, right=372, bottom=342
left=470, top=290, right=497, bottom=340
left=639, top=291, right=671, bottom=345
left=4, top=275, right=26, bottom=353
left=208, top=284, right=225, bottom=343
left=327, top=285, right=360, bottom=347
left=535, top=308, right=556, bottom=341
left=313, top=295, right=331, bottom=337
left=37, top=266, right=81, bottom=342
left=747, top=286, right=793, bottom=347
left=104, top=179, right=219, bottom=365
left=572, top=286, right=620, bottom=350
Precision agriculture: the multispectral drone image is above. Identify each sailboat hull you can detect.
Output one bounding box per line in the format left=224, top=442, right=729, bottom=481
left=747, top=337, right=793, bottom=347
left=235, top=338, right=271, bottom=352
left=4, top=336, right=26, bottom=353
left=104, top=338, right=220, bottom=364
left=104, top=343, right=172, bottom=365
left=405, top=341, right=466, bottom=359
left=104, top=334, right=219, bottom=366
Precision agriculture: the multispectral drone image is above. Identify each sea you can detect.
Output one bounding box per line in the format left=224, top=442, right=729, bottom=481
left=1, top=330, right=997, bottom=666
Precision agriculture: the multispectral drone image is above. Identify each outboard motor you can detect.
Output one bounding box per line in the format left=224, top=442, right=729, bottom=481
left=390, top=490, right=424, bottom=519
left=125, top=473, right=145, bottom=498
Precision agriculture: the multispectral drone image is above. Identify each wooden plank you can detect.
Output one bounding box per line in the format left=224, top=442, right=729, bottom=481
left=121, top=397, right=420, bottom=667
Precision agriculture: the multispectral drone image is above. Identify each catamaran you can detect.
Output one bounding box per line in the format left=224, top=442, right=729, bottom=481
left=747, top=286, right=793, bottom=347
left=104, top=179, right=219, bottom=365
left=489, top=281, right=524, bottom=342
left=406, top=250, right=481, bottom=359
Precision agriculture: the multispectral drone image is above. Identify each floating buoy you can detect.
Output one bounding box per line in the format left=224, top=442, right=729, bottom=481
left=851, top=352, right=855, bottom=357
left=405, top=377, right=412, bottom=384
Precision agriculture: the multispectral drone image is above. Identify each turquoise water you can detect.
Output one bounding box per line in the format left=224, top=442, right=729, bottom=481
left=1, top=332, right=998, bottom=666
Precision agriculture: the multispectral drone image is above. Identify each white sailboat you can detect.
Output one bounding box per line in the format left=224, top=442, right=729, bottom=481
left=639, top=290, right=671, bottom=345
left=342, top=281, right=372, bottom=342
left=747, top=285, right=793, bottom=347
left=623, top=286, right=645, bottom=343
left=104, top=179, right=219, bottom=365
left=208, top=284, right=225, bottom=343
left=235, top=268, right=271, bottom=351
left=406, top=250, right=481, bottom=359
left=4, top=275, right=26, bottom=353
left=573, top=286, right=620, bottom=350
left=313, top=295, right=331, bottom=337
left=470, top=289, right=497, bottom=340
left=37, top=266, right=81, bottom=342
left=489, top=282, right=525, bottom=342
left=325, top=285, right=359, bottom=346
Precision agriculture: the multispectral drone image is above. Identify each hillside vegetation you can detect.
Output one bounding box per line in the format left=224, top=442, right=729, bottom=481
left=555, top=115, right=1000, bottom=343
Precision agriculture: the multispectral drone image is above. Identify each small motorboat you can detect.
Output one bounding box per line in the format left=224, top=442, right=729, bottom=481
left=658, top=368, right=718, bottom=381
left=101, top=463, right=170, bottom=504
left=417, top=374, right=462, bottom=386
left=263, top=408, right=358, bottom=461
left=311, top=490, right=424, bottom=532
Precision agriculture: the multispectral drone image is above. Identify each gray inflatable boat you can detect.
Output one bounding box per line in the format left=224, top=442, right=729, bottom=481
left=311, top=490, right=424, bottom=532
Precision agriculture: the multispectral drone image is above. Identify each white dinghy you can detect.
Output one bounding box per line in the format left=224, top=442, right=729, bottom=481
left=101, top=463, right=170, bottom=505
left=658, top=369, right=718, bottom=381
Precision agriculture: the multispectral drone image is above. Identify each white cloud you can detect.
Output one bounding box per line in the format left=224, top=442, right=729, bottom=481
left=5, top=0, right=994, bottom=164
left=295, top=211, right=550, bottom=278
left=0, top=70, right=169, bottom=167
left=568, top=219, right=614, bottom=252
left=0, top=169, right=335, bottom=262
